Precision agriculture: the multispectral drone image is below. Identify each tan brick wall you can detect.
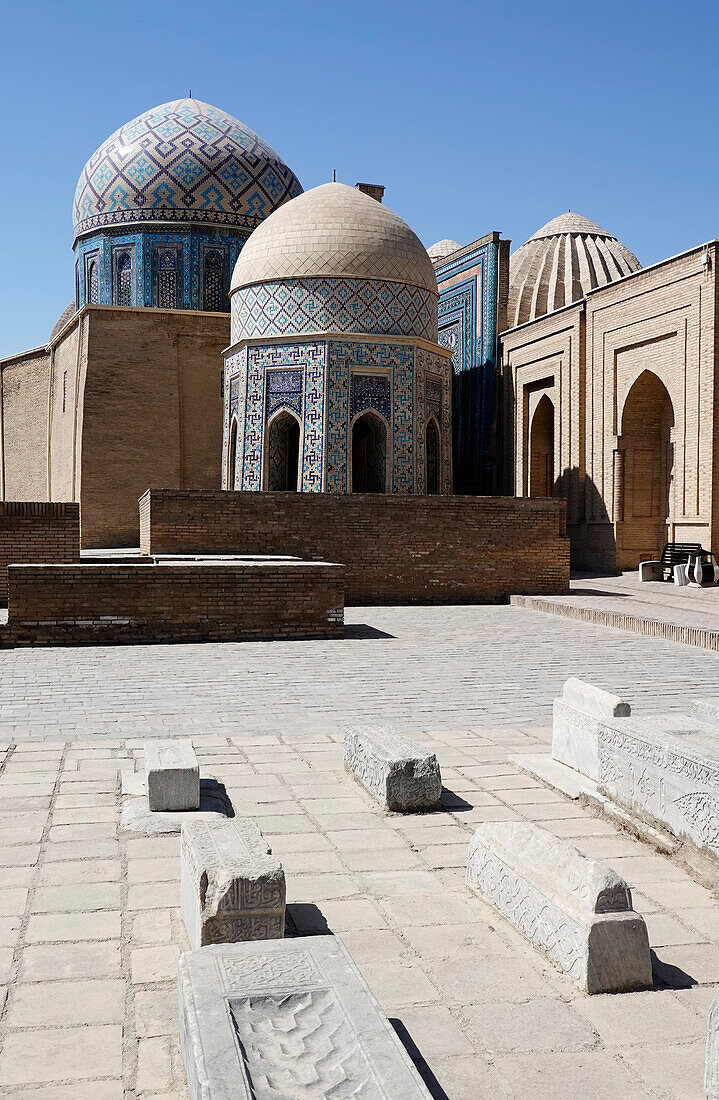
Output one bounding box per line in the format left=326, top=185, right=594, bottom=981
left=47, top=306, right=230, bottom=548
left=0, top=350, right=50, bottom=500
left=139, top=489, right=570, bottom=604
left=500, top=243, right=719, bottom=571
left=5, top=559, right=344, bottom=646
left=0, top=502, right=79, bottom=602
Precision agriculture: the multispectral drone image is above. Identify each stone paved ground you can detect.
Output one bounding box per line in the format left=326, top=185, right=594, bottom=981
left=0, top=605, right=718, bottom=1098
left=1, top=604, right=719, bottom=741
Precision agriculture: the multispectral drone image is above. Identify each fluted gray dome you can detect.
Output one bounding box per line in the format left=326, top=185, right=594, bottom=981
left=508, top=212, right=641, bottom=327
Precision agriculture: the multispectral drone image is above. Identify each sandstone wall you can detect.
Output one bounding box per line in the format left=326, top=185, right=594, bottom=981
left=139, top=489, right=570, bottom=604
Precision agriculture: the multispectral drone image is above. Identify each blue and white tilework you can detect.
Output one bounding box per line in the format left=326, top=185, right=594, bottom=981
left=232, top=278, right=436, bottom=343
left=73, top=99, right=302, bottom=239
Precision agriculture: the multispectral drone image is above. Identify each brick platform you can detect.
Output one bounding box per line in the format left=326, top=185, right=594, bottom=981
left=4, top=558, right=344, bottom=646
left=0, top=502, right=79, bottom=603
left=139, top=490, right=569, bottom=604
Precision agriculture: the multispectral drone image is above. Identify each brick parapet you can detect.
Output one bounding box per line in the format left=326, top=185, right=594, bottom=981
left=139, top=490, right=569, bottom=604
left=0, top=502, right=80, bottom=603
left=4, top=559, right=344, bottom=647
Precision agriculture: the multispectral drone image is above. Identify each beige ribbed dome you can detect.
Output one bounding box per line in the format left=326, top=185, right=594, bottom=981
left=508, top=212, right=641, bottom=327
left=231, top=182, right=437, bottom=293
left=428, top=239, right=462, bottom=264
left=49, top=302, right=75, bottom=343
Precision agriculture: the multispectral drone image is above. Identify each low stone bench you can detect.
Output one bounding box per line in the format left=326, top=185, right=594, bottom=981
left=466, top=821, right=653, bottom=994
left=344, top=726, right=442, bottom=811
left=553, top=678, right=719, bottom=857
left=145, top=739, right=199, bottom=812
left=181, top=818, right=285, bottom=950
left=178, top=937, right=432, bottom=1100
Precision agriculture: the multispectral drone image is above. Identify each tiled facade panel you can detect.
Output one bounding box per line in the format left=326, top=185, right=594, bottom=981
left=231, top=278, right=436, bottom=342
left=139, top=488, right=570, bottom=605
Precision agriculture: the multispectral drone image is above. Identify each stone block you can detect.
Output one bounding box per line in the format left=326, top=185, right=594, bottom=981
left=145, top=740, right=199, bottom=812
left=180, top=818, right=285, bottom=950
left=178, top=937, right=431, bottom=1100
left=344, top=726, right=442, bottom=811
left=466, top=821, right=653, bottom=994
left=553, top=683, right=719, bottom=856
left=562, top=677, right=631, bottom=720
left=706, top=993, right=719, bottom=1098
left=639, top=560, right=663, bottom=581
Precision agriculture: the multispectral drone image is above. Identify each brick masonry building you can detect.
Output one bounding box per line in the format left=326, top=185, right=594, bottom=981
left=500, top=224, right=719, bottom=571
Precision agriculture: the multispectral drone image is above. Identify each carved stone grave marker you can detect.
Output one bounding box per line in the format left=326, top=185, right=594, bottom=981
left=145, top=739, right=199, bottom=812
left=344, top=725, right=442, bottom=811
left=178, top=936, right=432, bottom=1099
left=706, top=993, right=719, bottom=1098
left=466, top=821, right=653, bottom=994
left=181, top=817, right=285, bottom=950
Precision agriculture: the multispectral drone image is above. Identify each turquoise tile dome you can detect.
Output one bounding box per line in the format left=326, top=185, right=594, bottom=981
left=72, top=98, right=302, bottom=243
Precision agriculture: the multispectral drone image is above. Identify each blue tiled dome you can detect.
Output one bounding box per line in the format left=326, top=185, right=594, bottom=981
left=72, top=98, right=302, bottom=242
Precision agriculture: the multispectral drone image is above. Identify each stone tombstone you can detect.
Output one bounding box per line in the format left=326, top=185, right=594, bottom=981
left=552, top=678, right=631, bottom=781
left=706, top=993, right=719, bottom=1098
left=181, top=818, right=285, bottom=950
left=178, top=936, right=432, bottom=1100
left=145, top=739, right=199, bottom=812
left=344, top=725, right=442, bottom=811
left=466, top=821, right=653, bottom=994
left=553, top=680, right=719, bottom=857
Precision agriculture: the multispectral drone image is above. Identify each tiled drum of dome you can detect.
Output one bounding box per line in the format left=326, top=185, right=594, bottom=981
left=231, top=278, right=435, bottom=343
left=73, top=99, right=302, bottom=239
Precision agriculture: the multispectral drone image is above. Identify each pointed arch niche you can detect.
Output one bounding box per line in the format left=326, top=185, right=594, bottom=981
left=265, top=409, right=301, bottom=491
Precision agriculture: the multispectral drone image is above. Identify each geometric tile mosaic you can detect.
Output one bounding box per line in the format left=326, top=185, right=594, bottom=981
left=73, top=98, right=302, bottom=240
left=232, top=277, right=436, bottom=343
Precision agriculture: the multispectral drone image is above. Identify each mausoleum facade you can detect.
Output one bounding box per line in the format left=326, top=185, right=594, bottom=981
left=222, top=183, right=453, bottom=494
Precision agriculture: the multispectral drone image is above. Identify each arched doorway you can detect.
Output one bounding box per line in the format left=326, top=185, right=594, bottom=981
left=266, top=411, right=300, bottom=491
left=227, top=418, right=238, bottom=490
left=352, top=412, right=387, bottom=493
left=618, top=370, right=674, bottom=567
left=529, top=395, right=554, bottom=496
left=426, top=418, right=440, bottom=494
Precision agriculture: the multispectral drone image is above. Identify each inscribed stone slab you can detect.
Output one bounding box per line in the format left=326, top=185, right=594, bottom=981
left=178, top=937, right=432, bottom=1099
left=145, top=740, right=199, bottom=812
left=706, top=992, right=719, bottom=1098
left=466, top=821, right=652, bottom=994
left=344, top=726, right=442, bottom=811
left=181, top=818, right=285, bottom=950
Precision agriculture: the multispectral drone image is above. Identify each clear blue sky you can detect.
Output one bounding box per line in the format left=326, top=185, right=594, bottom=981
left=2, top=0, right=717, bottom=358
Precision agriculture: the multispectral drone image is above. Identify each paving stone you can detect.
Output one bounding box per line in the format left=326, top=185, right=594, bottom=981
left=31, top=883, right=122, bottom=912
left=8, top=978, right=125, bottom=1027
left=495, top=1050, right=654, bottom=1100
left=25, top=910, right=121, bottom=943
left=22, top=940, right=121, bottom=980
left=145, top=739, right=199, bottom=812
left=467, top=821, right=652, bottom=994
left=345, top=725, right=442, bottom=811
left=178, top=937, right=431, bottom=1099
left=181, top=817, right=285, bottom=949
left=465, top=997, right=598, bottom=1053
left=131, top=943, right=181, bottom=984
left=0, top=1024, right=123, bottom=1085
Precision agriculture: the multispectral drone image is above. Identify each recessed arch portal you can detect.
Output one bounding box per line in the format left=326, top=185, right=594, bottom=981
left=529, top=394, right=554, bottom=497
left=617, top=369, right=675, bottom=565
left=426, top=417, right=440, bottom=494
left=227, top=417, right=238, bottom=490
left=352, top=411, right=388, bottom=493
left=266, top=410, right=301, bottom=491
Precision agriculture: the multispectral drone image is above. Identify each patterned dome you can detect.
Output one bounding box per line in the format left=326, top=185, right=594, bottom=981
left=72, top=98, right=302, bottom=242
left=231, top=183, right=437, bottom=293
left=508, top=212, right=641, bottom=327
left=428, top=239, right=462, bottom=264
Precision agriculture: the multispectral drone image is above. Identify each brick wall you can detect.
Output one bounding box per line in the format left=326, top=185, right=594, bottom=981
left=139, top=490, right=570, bottom=604
left=0, top=502, right=80, bottom=602
left=5, top=559, right=344, bottom=646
